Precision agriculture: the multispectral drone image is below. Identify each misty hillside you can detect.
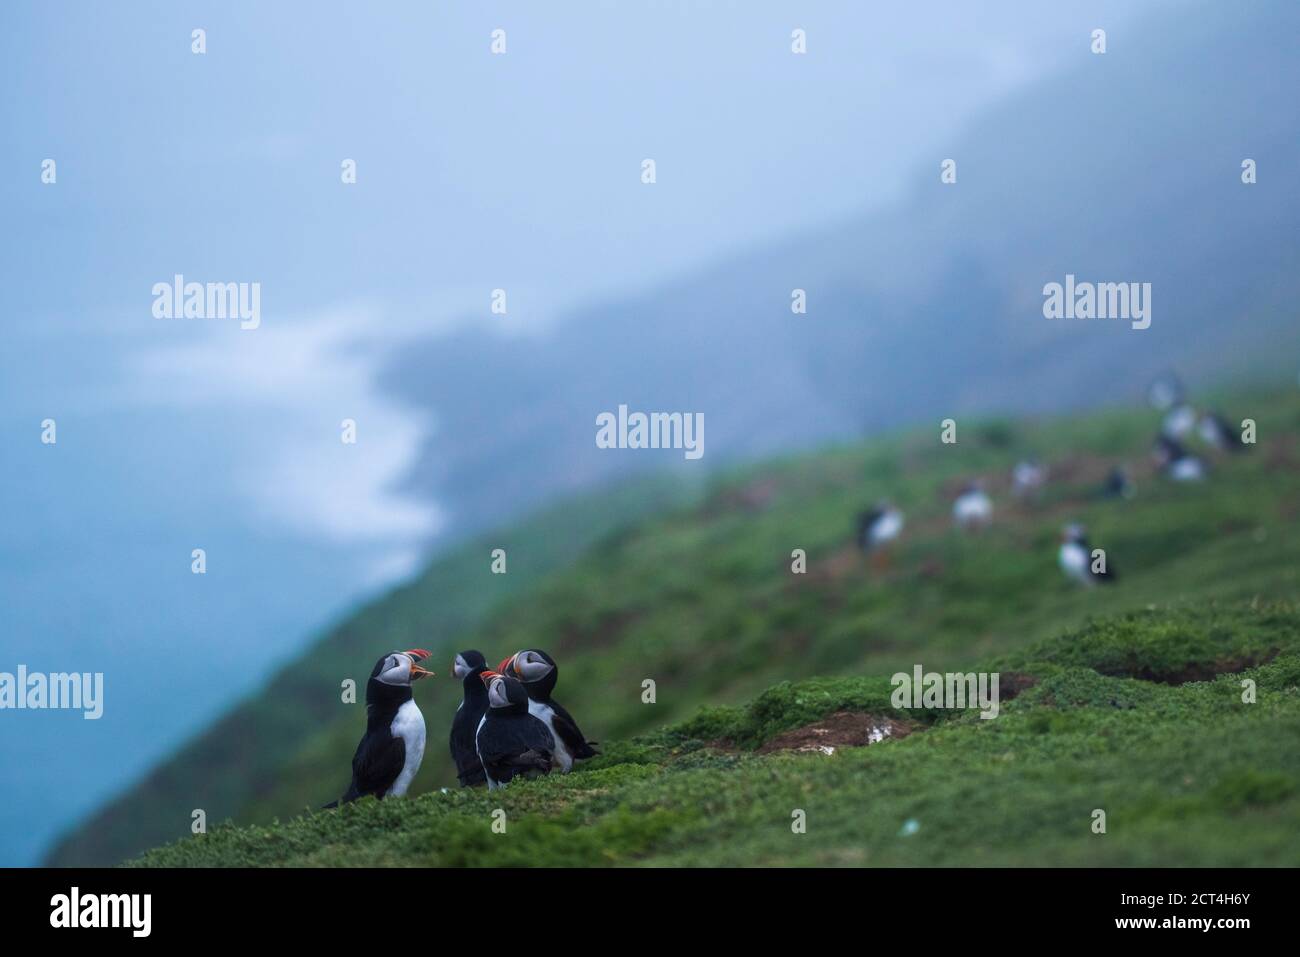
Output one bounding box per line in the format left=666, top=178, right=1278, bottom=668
left=50, top=378, right=1300, bottom=864
left=387, top=0, right=1300, bottom=538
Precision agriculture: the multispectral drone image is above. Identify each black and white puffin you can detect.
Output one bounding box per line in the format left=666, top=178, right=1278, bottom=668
left=1011, top=460, right=1048, bottom=500
left=449, top=650, right=489, bottom=787
left=952, top=481, right=993, bottom=529
left=1198, top=412, right=1245, bottom=453
left=499, top=649, right=598, bottom=771
left=1153, top=435, right=1207, bottom=481
left=326, top=648, right=433, bottom=806
left=1161, top=403, right=1198, bottom=440
left=857, top=501, right=904, bottom=553
left=1058, top=524, right=1117, bottom=586
left=475, top=671, right=554, bottom=790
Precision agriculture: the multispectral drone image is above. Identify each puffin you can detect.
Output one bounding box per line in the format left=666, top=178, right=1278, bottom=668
left=1198, top=412, right=1245, bottom=453
left=857, top=501, right=904, bottom=553
left=1058, top=524, right=1117, bottom=586
left=1161, top=403, right=1198, bottom=440
left=952, top=481, right=993, bottom=529
left=326, top=648, right=433, bottom=806
left=1100, top=466, right=1135, bottom=500
left=1011, top=460, right=1047, bottom=500
left=1153, top=435, right=1207, bottom=481
left=449, top=650, right=489, bottom=787
left=475, top=671, right=555, bottom=790
left=499, top=649, right=598, bottom=771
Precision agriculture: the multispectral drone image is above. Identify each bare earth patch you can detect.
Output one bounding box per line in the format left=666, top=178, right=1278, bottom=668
left=754, top=711, right=917, bottom=755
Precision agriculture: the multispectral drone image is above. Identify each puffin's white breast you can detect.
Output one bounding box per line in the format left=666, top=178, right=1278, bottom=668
left=1059, top=542, right=1089, bottom=582
left=527, top=699, right=572, bottom=771
left=869, top=510, right=903, bottom=545
left=954, top=492, right=992, bottom=524
left=386, top=699, right=426, bottom=797
left=1170, top=457, right=1205, bottom=481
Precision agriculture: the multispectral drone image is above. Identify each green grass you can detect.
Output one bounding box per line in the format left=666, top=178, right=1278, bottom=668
left=54, top=380, right=1300, bottom=865
left=133, top=603, right=1300, bottom=867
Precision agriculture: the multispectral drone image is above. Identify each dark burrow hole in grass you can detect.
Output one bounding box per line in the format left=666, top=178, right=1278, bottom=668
left=998, top=672, right=1039, bottom=701
left=1099, top=651, right=1280, bottom=686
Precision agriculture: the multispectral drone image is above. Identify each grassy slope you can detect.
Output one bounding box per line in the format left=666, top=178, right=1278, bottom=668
left=135, top=604, right=1300, bottom=866
left=126, top=383, right=1300, bottom=866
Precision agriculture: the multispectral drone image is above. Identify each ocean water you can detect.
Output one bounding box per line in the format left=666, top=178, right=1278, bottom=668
left=0, top=317, right=436, bottom=866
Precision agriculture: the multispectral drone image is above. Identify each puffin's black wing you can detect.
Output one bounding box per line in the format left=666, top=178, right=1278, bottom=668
left=857, top=508, right=884, bottom=549
left=450, top=706, right=488, bottom=786
left=492, top=749, right=551, bottom=784
left=1220, top=418, right=1246, bottom=452
left=548, top=698, right=599, bottom=759
left=346, top=730, right=406, bottom=801
left=479, top=714, right=555, bottom=784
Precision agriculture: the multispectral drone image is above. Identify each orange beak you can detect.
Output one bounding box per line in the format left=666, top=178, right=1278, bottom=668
left=480, top=670, right=501, bottom=686
left=404, top=649, right=433, bottom=680
left=497, top=655, right=516, bottom=675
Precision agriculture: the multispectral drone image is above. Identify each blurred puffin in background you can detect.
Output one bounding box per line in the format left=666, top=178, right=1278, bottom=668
left=1099, top=465, right=1136, bottom=500
left=857, top=501, right=904, bottom=570
left=953, top=481, right=993, bottom=530
left=1011, top=460, right=1048, bottom=501
left=1153, top=435, right=1207, bottom=481
left=1058, top=524, right=1117, bottom=586
left=1198, top=412, right=1246, bottom=453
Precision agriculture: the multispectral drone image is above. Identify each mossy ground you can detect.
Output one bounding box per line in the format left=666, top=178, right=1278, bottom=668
left=134, top=603, right=1300, bottom=867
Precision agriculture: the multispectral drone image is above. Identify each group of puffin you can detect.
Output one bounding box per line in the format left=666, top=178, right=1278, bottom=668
left=856, top=373, right=1247, bottom=588
left=1148, top=372, right=1246, bottom=481
left=326, top=647, right=597, bottom=805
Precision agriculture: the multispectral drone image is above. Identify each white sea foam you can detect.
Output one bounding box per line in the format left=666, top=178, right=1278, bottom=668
left=123, top=303, right=441, bottom=577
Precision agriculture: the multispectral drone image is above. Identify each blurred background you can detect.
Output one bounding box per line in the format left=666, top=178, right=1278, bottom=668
left=1, top=0, right=1298, bottom=866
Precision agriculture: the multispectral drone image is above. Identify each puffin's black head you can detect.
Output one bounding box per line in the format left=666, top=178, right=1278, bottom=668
left=451, top=650, right=488, bottom=682
left=366, top=649, right=433, bottom=705
left=502, top=649, right=558, bottom=698
left=481, top=671, right=529, bottom=713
